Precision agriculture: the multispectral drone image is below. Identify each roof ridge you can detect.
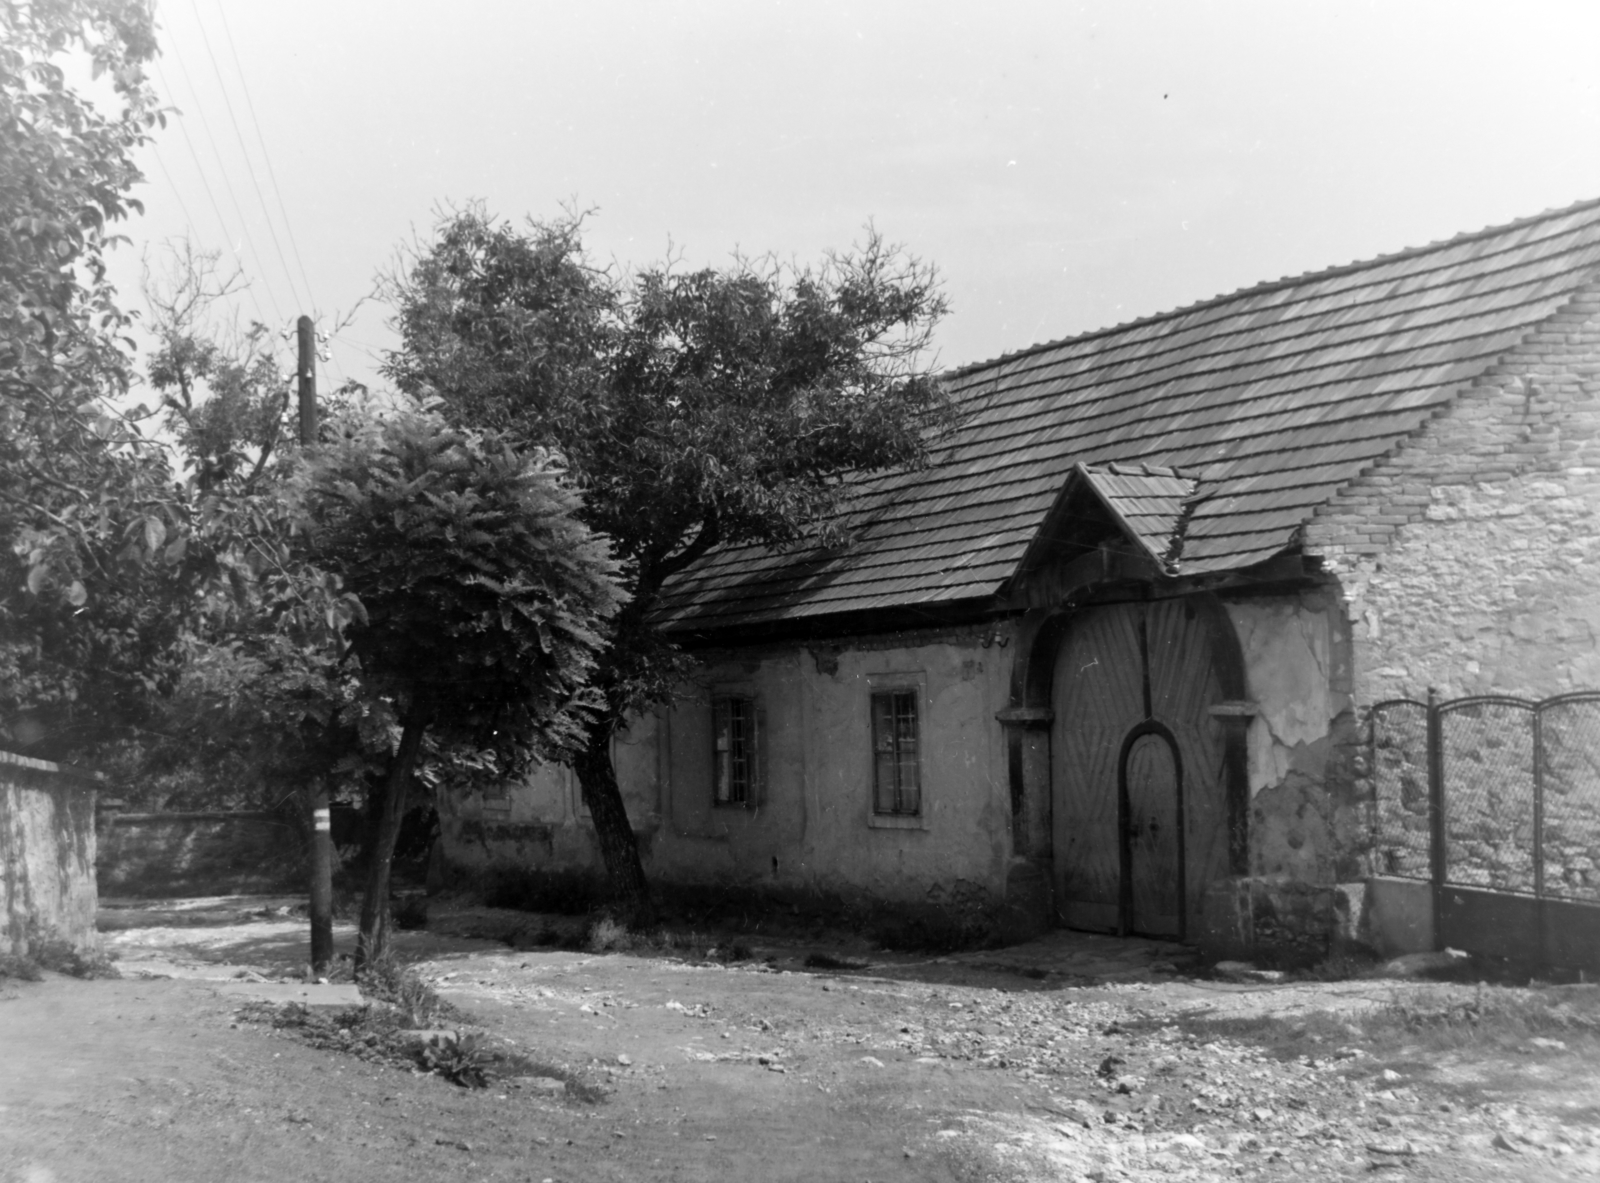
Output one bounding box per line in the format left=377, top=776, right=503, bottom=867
left=945, top=194, right=1600, bottom=380
left=947, top=250, right=1600, bottom=406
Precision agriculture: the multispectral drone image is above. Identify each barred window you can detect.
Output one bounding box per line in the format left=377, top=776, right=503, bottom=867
left=871, top=690, right=921, bottom=816
left=713, top=696, right=755, bottom=806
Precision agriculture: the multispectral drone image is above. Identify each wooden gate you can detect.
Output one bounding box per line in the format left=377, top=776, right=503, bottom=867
left=1051, top=599, right=1229, bottom=938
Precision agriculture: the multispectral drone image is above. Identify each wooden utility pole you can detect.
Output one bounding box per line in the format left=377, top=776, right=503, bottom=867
left=299, top=314, right=334, bottom=976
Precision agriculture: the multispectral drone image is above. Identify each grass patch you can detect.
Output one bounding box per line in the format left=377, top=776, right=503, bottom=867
left=580, top=916, right=753, bottom=963
left=2, top=925, right=120, bottom=981
left=240, top=1000, right=606, bottom=1098
left=354, top=949, right=461, bottom=1027
left=0, top=951, right=44, bottom=982
left=237, top=952, right=604, bottom=1098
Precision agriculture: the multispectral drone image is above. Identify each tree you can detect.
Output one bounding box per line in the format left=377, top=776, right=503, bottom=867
left=0, top=0, right=188, bottom=758
left=385, top=208, right=954, bottom=915
left=294, top=405, right=621, bottom=965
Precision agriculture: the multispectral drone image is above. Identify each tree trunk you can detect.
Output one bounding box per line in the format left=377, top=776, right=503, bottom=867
left=573, top=724, right=653, bottom=925
left=355, top=711, right=429, bottom=971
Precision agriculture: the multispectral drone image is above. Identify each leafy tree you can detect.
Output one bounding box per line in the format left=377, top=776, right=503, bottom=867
left=385, top=208, right=953, bottom=914
left=142, top=241, right=298, bottom=495
left=293, top=405, right=622, bottom=965
left=0, top=0, right=188, bottom=757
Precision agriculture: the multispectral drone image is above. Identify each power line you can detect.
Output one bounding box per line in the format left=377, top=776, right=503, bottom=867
left=187, top=0, right=307, bottom=313
left=161, top=33, right=288, bottom=327
left=210, top=0, right=320, bottom=317
left=151, top=56, right=272, bottom=328
left=147, top=141, right=202, bottom=245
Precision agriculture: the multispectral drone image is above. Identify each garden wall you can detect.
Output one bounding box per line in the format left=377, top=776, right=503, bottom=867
left=0, top=750, right=99, bottom=956
left=97, top=809, right=307, bottom=897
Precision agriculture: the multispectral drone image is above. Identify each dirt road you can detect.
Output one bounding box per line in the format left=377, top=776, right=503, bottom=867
left=3, top=900, right=1597, bottom=1182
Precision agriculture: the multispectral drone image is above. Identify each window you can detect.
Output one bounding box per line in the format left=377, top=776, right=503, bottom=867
left=871, top=690, right=921, bottom=816
left=713, top=695, right=755, bottom=807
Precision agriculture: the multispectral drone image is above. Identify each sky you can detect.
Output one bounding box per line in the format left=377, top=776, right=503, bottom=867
left=104, top=0, right=1600, bottom=398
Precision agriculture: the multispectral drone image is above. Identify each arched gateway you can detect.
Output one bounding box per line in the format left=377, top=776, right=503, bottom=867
left=1049, top=597, right=1239, bottom=937
left=994, top=462, right=1257, bottom=944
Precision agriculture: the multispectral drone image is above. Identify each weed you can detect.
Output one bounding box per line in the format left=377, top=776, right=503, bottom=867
left=7, top=925, right=120, bottom=980
left=238, top=999, right=607, bottom=1098
left=586, top=916, right=632, bottom=953
left=417, top=1030, right=494, bottom=1088
left=0, top=951, right=43, bottom=982
left=354, top=950, right=458, bottom=1028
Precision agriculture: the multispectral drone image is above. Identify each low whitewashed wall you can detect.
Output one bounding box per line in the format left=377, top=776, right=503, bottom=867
left=1, top=751, right=99, bottom=956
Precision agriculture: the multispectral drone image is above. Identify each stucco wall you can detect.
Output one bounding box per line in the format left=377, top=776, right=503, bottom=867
left=1, top=751, right=98, bottom=956
left=1225, top=589, right=1364, bottom=885
left=1305, top=283, right=1600, bottom=704
left=437, top=626, right=1015, bottom=915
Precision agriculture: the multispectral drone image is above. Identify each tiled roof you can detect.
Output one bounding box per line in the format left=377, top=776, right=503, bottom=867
left=655, top=197, right=1600, bottom=634
left=1076, top=463, right=1198, bottom=572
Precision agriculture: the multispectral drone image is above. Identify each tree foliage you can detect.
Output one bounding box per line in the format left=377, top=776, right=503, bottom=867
left=0, top=0, right=188, bottom=756
left=143, top=241, right=296, bottom=495
left=293, top=403, right=622, bottom=963
left=385, top=207, right=954, bottom=908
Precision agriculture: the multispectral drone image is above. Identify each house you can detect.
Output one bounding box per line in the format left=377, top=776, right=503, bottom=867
left=435, top=197, right=1600, bottom=961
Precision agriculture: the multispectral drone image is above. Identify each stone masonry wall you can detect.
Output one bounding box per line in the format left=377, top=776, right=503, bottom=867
left=1305, top=282, right=1600, bottom=705
left=1306, top=282, right=1600, bottom=895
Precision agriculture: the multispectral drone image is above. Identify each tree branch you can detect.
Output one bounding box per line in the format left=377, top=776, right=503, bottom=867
left=652, top=510, right=720, bottom=584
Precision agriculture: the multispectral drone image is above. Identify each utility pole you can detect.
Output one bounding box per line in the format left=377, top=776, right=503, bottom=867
left=299, top=314, right=334, bottom=976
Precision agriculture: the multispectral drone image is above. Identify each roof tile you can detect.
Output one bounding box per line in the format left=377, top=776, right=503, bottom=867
left=655, top=198, right=1600, bottom=632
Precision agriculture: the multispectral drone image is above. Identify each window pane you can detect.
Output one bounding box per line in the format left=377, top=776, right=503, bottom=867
left=872, top=690, right=920, bottom=816
left=728, top=698, right=750, bottom=804
left=714, top=696, right=753, bottom=806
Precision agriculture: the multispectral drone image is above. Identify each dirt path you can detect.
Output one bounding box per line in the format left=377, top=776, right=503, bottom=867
left=4, top=900, right=1598, bottom=1182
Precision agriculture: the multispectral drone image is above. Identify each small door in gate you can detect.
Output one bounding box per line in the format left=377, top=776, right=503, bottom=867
left=1120, top=726, right=1183, bottom=938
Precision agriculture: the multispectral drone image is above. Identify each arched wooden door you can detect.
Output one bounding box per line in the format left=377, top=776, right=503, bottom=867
left=1051, top=598, right=1229, bottom=938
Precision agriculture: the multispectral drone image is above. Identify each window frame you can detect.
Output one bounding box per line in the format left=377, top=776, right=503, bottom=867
left=711, top=692, right=759, bottom=809
left=865, top=672, right=928, bottom=829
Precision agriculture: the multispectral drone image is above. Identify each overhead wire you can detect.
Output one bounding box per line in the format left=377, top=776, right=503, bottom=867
left=151, top=56, right=271, bottom=328
left=160, top=29, right=288, bottom=328
left=146, top=142, right=202, bottom=248
left=186, top=0, right=307, bottom=314
left=210, top=0, right=320, bottom=320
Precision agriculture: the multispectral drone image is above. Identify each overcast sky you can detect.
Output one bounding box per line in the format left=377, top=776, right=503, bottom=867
left=107, top=0, right=1600, bottom=396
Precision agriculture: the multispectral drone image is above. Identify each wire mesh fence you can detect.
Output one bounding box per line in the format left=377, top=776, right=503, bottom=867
left=1370, top=691, right=1600, bottom=903
left=1540, top=696, right=1600, bottom=903
left=1370, top=699, right=1430, bottom=880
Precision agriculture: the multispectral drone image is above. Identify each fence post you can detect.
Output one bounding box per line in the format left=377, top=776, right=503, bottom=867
left=1533, top=705, right=1548, bottom=968
left=1532, top=708, right=1546, bottom=900
left=1427, top=686, right=1445, bottom=951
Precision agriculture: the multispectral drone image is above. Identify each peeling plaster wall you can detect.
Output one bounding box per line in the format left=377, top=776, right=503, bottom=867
left=1225, top=590, right=1365, bottom=886
left=437, top=627, right=1015, bottom=917
left=1, top=753, right=98, bottom=956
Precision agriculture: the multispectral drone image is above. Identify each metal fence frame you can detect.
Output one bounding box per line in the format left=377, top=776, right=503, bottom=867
left=1369, top=690, right=1600, bottom=969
